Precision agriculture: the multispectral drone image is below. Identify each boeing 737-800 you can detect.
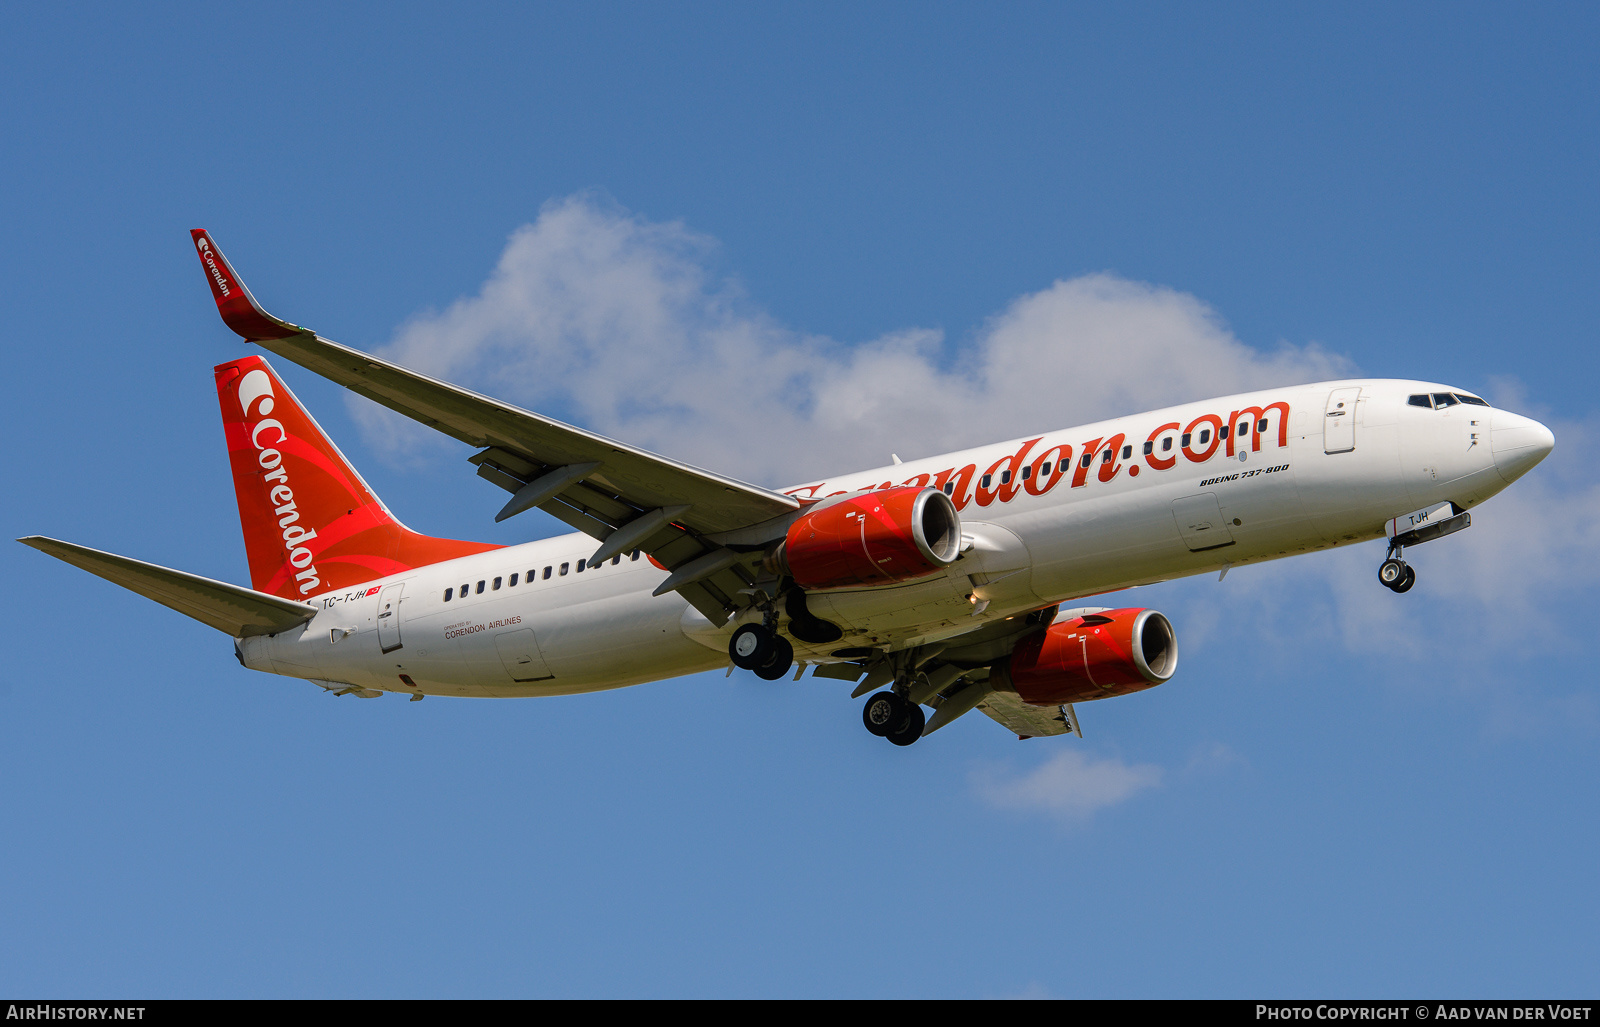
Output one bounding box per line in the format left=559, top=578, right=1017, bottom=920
left=18, top=231, right=1557, bottom=745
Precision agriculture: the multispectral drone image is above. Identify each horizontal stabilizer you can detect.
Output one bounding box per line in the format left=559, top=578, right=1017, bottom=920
left=18, top=536, right=317, bottom=638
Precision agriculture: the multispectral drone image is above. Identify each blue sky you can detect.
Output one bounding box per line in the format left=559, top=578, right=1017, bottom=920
left=2, top=3, right=1596, bottom=998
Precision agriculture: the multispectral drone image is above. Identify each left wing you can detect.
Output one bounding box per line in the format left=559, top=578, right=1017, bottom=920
left=977, top=691, right=1081, bottom=739
left=191, top=230, right=802, bottom=624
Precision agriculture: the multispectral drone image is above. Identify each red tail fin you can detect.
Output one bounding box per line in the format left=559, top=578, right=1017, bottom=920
left=215, top=356, right=500, bottom=599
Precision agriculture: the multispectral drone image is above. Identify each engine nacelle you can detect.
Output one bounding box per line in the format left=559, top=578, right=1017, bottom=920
left=1002, top=607, right=1178, bottom=705
left=775, top=486, right=962, bottom=590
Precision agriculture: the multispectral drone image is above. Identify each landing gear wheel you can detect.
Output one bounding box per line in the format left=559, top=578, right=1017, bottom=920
left=863, top=691, right=907, bottom=737
left=886, top=703, right=925, bottom=746
left=753, top=636, right=794, bottom=680
left=1392, top=565, right=1416, bottom=593
left=729, top=624, right=773, bottom=670
left=1378, top=558, right=1408, bottom=588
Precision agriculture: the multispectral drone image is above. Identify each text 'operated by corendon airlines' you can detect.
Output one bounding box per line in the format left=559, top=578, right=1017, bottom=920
left=18, top=231, right=1556, bottom=746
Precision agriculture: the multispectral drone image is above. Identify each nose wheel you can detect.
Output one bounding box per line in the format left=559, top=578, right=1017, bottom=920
left=728, top=623, right=795, bottom=680
left=862, top=691, right=926, bottom=746
left=1378, top=556, right=1416, bottom=593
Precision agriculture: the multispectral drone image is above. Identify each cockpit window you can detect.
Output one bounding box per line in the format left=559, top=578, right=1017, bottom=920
left=1408, top=394, right=1432, bottom=408
left=1431, top=392, right=1459, bottom=407
left=1455, top=393, right=1490, bottom=407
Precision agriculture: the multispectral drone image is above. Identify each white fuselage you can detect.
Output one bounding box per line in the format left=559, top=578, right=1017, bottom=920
left=237, top=379, right=1551, bottom=698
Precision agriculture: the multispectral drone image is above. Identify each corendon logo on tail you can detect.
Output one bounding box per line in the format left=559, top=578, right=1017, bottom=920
left=196, top=236, right=233, bottom=298
left=238, top=369, right=322, bottom=594
left=789, top=400, right=1293, bottom=509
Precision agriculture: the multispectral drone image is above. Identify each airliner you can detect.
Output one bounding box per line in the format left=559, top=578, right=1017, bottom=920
left=18, top=231, right=1557, bottom=745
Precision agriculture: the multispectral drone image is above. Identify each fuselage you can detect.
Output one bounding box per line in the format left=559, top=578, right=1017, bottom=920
left=237, top=378, right=1553, bottom=699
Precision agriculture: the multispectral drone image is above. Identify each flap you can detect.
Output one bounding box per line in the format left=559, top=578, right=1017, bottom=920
left=976, top=690, right=1079, bottom=739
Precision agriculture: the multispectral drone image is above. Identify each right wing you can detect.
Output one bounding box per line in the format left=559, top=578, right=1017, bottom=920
left=18, top=536, right=317, bottom=638
left=191, top=230, right=802, bottom=625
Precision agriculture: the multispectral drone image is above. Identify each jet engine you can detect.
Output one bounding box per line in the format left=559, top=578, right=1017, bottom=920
left=771, top=486, right=962, bottom=590
left=999, top=607, right=1178, bottom=705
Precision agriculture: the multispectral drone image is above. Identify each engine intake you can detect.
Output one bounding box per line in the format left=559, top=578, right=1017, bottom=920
left=1003, top=607, right=1178, bottom=705
left=775, top=486, right=961, bottom=590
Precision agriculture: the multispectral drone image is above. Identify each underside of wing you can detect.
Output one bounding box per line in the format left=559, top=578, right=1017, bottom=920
left=18, top=536, right=317, bottom=638
left=977, top=690, right=1080, bottom=739
left=190, top=230, right=801, bottom=625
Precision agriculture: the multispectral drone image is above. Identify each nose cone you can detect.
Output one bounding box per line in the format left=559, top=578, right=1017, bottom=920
left=1491, top=410, right=1555, bottom=484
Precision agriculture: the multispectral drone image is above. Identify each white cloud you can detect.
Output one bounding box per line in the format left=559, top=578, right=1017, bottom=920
left=352, top=194, right=1597, bottom=703
left=971, top=749, right=1163, bottom=821
left=355, top=193, right=1350, bottom=486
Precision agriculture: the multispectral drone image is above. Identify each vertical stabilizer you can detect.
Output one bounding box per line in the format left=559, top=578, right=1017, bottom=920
left=215, top=356, right=499, bottom=599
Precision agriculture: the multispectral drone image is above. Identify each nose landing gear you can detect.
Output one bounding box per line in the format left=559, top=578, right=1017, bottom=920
left=1378, top=548, right=1416, bottom=593
left=862, top=691, right=926, bottom=746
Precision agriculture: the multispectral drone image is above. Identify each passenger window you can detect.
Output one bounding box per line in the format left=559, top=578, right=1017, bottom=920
left=943, top=482, right=954, bottom=495
left=1080, top=453, right=1093, bottom=468
left=493, top=576, right=502, bottom=590
left=544, top=566, right=553, bottom=579
left=981, top=473, right=992, bottom=488
left=444, top=587, right=453, bottom=601
left=1101, top=449, right=1113, bottom=464
left=509, top=573, right=518, bottom=586
left=1163, top=437, right=1173, bottom=452
left=559, top=563, right=569, bottom=576
left=1258, top=418, right=1269, bottom=435
left=1457, top=394, right=1490, bottom=407
left=476, top=580, right=485, bottom=594
left=1000, top=470, right=1011, bottom=485
left=460, top=583, right=469, bottom=597
left=1020, top=466, right=1031, bottom=481
left=527, top=569, right=536, bottom=582
left=1121, top=445, right=1132, bottom=460
left=1432, top=392, right=1459, bottom=407
left=612, top=554, right=621, bottom=565
left=631, top=550, right=642, bottom=561
left=1219, top=425, right=1229, bottom=439
left=1408, top=394, right=1433, bottom=408
left=1143, top=441, right=1153, bottom=456
left=577, top=559, right=586, bottom=572
left=1239, top=421, right=1249, bottom=434
left=1181, top=433, right=1192, bottom=447
left=1041, top=461, right=1052, bottom=475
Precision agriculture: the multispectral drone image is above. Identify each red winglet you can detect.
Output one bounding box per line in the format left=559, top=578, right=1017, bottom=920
left=190, top=229, right=303, bottom=342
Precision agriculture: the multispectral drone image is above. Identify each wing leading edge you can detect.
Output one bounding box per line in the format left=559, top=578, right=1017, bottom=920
left=189, top=230, right=801, bottom=624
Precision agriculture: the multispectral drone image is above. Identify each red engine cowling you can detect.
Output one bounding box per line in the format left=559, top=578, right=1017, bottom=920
left=1004, top=607, right=1179, bottom=705
left=777, top=486, right=962, bottom=590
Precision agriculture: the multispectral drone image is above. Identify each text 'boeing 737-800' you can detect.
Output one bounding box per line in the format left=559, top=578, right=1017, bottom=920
left=18, top=230, right=1556, bottom=745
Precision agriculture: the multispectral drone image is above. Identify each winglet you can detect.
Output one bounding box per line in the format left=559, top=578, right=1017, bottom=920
left=190, top=229, right=305, bottom=341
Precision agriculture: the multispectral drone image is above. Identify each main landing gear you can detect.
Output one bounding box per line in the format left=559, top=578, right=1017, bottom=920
left=728, top=622, right=794, bottom=680
left=1378, top=547, right=1416, bottom=593
left=862, top=691, right=925, bottom=747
